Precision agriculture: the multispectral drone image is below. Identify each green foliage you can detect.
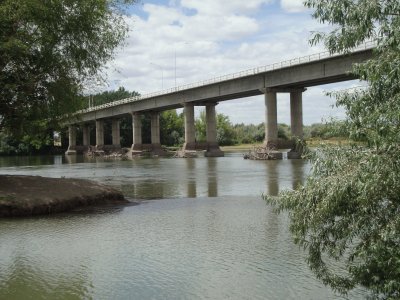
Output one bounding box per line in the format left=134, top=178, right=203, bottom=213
left=233, top=123, right=265, bottom=144
left=90, top=87, right=140, bottom=107
left=195, top=110, right=207, bottom=142
left=160, top=110, right=184, bottom=146
left=0, top=0, right=136, bottom=139
left=266, top=0, right=400, bottom=298
left=216, top=113, right=236, bottom=146
left=304, top=121, right=350, bottom=140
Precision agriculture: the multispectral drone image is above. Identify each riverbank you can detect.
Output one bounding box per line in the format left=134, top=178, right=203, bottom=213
left=0, top=175, right=127, bottom=217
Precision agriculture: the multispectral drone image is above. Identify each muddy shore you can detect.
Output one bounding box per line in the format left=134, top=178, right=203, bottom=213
left=0, top=175, right=128, bottom=217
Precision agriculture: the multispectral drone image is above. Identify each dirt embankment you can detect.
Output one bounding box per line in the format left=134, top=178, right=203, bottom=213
left=0, top=175, right=128, bottom=217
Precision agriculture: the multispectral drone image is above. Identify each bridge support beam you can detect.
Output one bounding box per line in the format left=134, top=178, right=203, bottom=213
left=131, top=112, right=142, bottom=152
left=111, top=119, right=121, bottom=150
left=182, top=103, right=196, bottom=151
left=95, top=119, right=104, bottom=150
left=65, top=125, right=77, bottom=155
left=205, top=103, right=224, bottom=157
left=288, top=89, right=305, bottom=159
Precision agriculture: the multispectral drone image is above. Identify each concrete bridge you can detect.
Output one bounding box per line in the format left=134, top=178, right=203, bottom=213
left=65, top=41, right=374, bottom=158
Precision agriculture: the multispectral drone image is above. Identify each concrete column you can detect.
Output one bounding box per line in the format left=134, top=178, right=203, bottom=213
left=95, top=119, right=104, bottom=148
left=151, top=111, right=160, bottom=146
left=288, top=90, right=304, bottom=159
left=206, top=103, right=217, bottom=144
left=65, top=125, right=77, bottom=155
left=131, top=112, right=142, bottom=151
left=183, top=103, right=196, bottom=151
left=290, top=90, right=303, bottom=138
left=111, top=119, right=121, bottom=148
left=264, top=91, right=278, bottom=148
left=205, top=103, right=224, bottom=157
left=82, top=124, right=90, bottom=147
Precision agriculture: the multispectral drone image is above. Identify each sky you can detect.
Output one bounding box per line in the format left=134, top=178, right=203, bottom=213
left=101, top=0, right=363, bottom=125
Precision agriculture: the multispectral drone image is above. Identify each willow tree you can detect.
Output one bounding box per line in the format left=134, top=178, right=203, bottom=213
left=0, top=0, right=136, bottom=140
left=266, top=0, right=400, bottom=298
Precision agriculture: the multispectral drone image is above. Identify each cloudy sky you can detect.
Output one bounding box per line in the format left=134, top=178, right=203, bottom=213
left=103, top=0, right=362, bottom=125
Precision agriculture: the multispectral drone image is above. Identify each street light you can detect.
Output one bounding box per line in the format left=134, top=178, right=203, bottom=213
left=150, top=62, right=164, bottom=90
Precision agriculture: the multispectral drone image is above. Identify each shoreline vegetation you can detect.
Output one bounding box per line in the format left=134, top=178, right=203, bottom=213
left=0, top=175, right=127, bottom=218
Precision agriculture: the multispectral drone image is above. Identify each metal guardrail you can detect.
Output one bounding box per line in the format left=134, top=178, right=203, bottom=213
left=80, top=40, right=376, bottom=114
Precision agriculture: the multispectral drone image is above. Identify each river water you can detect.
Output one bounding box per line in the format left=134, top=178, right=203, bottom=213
left=0, top=153, right=365, bottom=299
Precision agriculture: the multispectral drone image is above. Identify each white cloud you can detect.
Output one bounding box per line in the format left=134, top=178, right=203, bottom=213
left=280, top=0, right=308, bottom=13
left=180, top=0, right=273, bottom=15
left=100, top=0, right=354, bottom=125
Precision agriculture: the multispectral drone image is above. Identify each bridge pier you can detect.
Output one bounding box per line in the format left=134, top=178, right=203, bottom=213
left=261, top=88, right=305, bottom=159
left=205, top=103, right=224, bottom=157
left=288, top=89, right=305, bottom=159
left=182, top=103, right=196, bottom=151
left=151, top=111, right=165, bottom=155
left=95, top=119, right=105, bottom=151
left=131, top=112, right=143, bottom=153
left=111, top=119, right=121, bottom=150
left=263, top=90, right=282, bottom=159
left=65, top=125, right=77, bottom=155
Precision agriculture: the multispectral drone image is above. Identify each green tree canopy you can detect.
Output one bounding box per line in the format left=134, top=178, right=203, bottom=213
left=0, top=0, right=136, bottom=138
left=266, top=0, right=400, bottom=298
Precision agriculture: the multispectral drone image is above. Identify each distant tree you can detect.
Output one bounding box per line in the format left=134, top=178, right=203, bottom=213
left=195, top=110, right=207, bottom=142
left=266, top=0, right=400, bottom=298
left=0, top=0, right=137, bottom=141
left=90, top=87, right=140, bottom=107
left=160, top=110, right=184, bottom=146
left=277, top=123, right=290, bottom=140
left=216, top=114, right=236, bottom=146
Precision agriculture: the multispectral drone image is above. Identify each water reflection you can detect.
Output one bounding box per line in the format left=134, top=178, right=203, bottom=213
left=186, top=158, right=197, bottom=198
left=207, top=158, right=218, bottom=197
left=265, top=160, right=279, bottom=196
left=0, top=254, right=91, bottom=299
left=290, top=159, right=305, bottom=189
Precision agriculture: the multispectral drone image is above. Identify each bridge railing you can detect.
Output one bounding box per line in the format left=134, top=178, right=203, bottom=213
left=81, top=40, right=376, bottom=114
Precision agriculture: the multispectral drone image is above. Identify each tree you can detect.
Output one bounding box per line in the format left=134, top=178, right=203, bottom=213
left=0, top=0, right=136, bottom=139
left=265, top=1, right=400, bottom=298
left=160, top=110, right=184, bottom=146
left=90, top=87, right=140, bottom=107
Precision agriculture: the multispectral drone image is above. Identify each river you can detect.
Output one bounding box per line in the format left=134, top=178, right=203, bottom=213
left=0, top=153, right=365, bottom=299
